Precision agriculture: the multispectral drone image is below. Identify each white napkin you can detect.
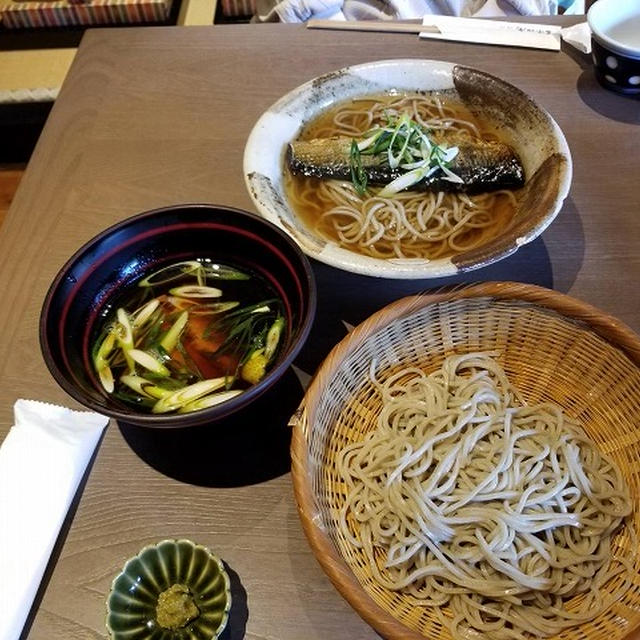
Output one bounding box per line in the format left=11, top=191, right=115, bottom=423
left=560, top=21, right=591, bottom=53
left=0, top=400, right=108, bottom=640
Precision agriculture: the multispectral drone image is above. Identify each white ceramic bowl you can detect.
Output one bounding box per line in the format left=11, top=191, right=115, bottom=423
left=244, top=59, right=572, bottom=280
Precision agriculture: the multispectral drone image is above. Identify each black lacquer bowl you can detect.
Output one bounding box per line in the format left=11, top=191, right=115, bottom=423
left=106, top=539, right=231, bottom=640
left=40, top=204, right=316, bottom=428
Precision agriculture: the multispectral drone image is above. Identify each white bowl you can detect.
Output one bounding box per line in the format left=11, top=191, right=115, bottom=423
left=588, top=0, right=640, bottom=94
left=244, top=59, right=572, bottom=280
left=588, top=0, right=640, bottom=60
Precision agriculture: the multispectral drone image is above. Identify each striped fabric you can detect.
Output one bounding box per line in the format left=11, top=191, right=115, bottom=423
left=220, top=0, right=255, bottom=17
left=1, top=0, right=173, bottom=29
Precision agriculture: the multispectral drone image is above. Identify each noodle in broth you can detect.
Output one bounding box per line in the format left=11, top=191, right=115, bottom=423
left=336, top=353, right=633, bottom=639
left=285, top=94, right=518, bottom=260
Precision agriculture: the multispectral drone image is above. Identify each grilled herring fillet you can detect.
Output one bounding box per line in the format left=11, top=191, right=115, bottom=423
left=287, top=134, right=525, bottom=194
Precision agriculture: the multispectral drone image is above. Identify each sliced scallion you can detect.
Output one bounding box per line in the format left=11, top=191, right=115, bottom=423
left=169, top=285, right=223, bottom=299
left=264, top=316, right=285, bottom=361
left=348, top=112, right=462, bottom=195
left=94, top=331, right=116, bottom=392
left=378, top=164, right=438, bottom=198
left=159, top=310, right=189, bottom=353
left=128, top=349, right=171, bottom=377
left=120, top=374, right=172, bottom=399
left=93, top=259, right=283, bottom=415
left=98, top=366, right=115, bottom=394
left=95, top=330, right=116, bottom=363
left=138, top=260, right=202, bottom=287
left=115, top=308, right=135, bottom=372
left=131, top=298, right=161, bottom=329
left=178, top=389, right=243, bottom=413
left=151, top=377, right=229, bottom=414
left=350, top=139, right=368, bottom=197
left=203, top=264, right=250, bottom=280
left=251, top=305, right=271, bottom=314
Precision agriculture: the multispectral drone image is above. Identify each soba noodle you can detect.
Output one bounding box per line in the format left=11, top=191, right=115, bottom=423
left=285, top=94, right=518, bottom=260
left=336, top=353, right=633, bottom=639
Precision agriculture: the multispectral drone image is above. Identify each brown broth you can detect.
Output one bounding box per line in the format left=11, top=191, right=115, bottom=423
left=92, top=259, right=285, bottom=412
left=285, top=92, right=518, bottom=261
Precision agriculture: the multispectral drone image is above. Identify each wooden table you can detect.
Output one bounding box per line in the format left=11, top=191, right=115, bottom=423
left=2, top=21, right=640, bottom=640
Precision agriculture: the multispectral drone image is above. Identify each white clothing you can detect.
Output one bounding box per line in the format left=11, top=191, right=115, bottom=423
left=253, top=0, right=568, bottom=23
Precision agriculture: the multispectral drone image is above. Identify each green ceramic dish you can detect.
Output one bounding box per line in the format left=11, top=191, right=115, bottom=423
left=106, top=539, right=232, bottom=640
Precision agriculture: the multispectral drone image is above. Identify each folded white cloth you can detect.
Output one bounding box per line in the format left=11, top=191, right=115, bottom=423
left=0, top=400, right=108, bottom=640
left=560, top=20, right=591, bottom=53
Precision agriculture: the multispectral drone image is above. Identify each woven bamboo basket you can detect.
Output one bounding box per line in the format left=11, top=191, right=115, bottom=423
left=290, top=281, right=640, bottom=640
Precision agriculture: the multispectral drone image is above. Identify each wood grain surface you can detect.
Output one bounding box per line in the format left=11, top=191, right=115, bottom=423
left=0, top=165, right=24, bottom=229
left=1, top=22, right=639, bottom=640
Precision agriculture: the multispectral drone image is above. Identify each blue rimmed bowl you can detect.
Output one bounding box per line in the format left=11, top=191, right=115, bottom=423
left=106, top=539, right=232, bottom=640
left=39, top=204, right=316, bottom=428
left=588, top=0, right=640, bottom=95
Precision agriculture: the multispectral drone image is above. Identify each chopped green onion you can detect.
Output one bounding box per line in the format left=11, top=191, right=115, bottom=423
left=115, top=308, right=135, bottom=373
left=437, top=145, right=459, bottom=164
left=93, top=260, right=283, bottom=414
left=94, top=331, right=117, bottom=392
left=98, top=366, right=114, bottom=394
left=129, top=348, right=171, bottom=377
left=116, top=309, right=133, bottom=343
left=169, top=285, right=223, bottom=299
left=356, top=130, right=382, bottom=152
left=203, top=264, right=250, bottom=280
left=378, top=164, right=437, bottom=197
left=440, top=164, right=465, bottom=184
left=159, top=310, right=189, bottom=352
left=139, top=261, right=202, bottom=287
left=264, top=316, right=285, bottom=361
left=387, top=113, right=412, bottom=169
left=371, top=130, right=393, bottom=155
left=347, top=112, right=463, bottom=195
left=120, top=374, right=172, bottom=399
left=95, top=330, right=116, bottom=363
left=178, top=389, right=243, bottom=413
left=350, top=139, right=368, bottom=197
left=152, top=377, right=229, bottom=414
left=132, top=298, right=160, bottom=328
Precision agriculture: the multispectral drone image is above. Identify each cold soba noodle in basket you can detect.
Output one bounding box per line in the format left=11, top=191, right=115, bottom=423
left=285, top=93, right=525, bottom=260
left=336, top=353, right=633, bottom=640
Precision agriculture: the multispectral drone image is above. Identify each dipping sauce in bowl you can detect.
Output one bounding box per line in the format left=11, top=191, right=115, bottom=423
left=40, top=204, right=316, bottom=428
